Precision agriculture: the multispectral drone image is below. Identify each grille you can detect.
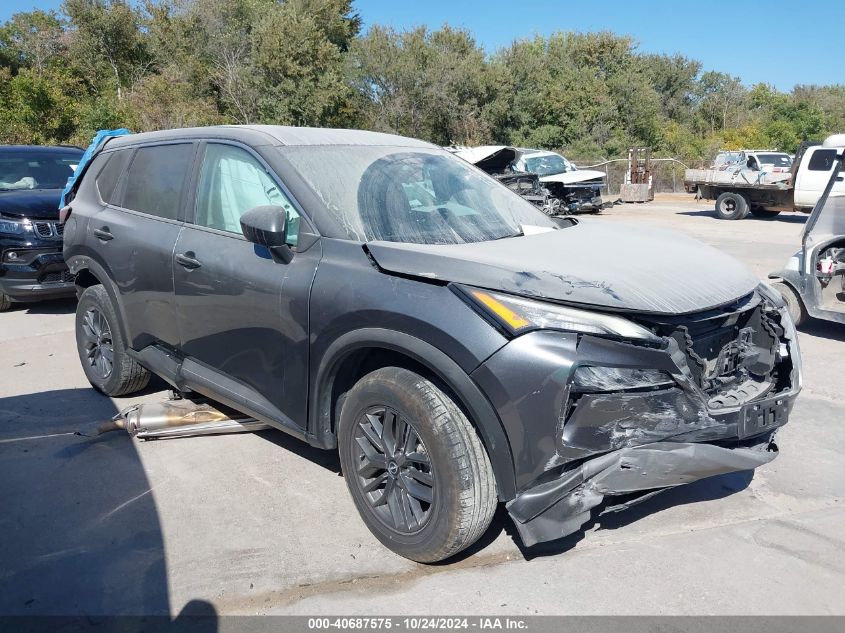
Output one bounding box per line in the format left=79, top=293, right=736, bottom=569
left=39, top=270, right=74, bottom=284
left=33, top=221, right=62, bottom=239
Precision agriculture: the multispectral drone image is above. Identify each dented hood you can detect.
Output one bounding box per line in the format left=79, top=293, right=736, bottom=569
left=366, top=221, right=759, bottom=314
left=539, top=169, right=606, bottom=185
left=453, top=145, right=518, bottom=173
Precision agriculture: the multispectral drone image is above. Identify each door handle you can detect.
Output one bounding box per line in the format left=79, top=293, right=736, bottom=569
left=836, top=176, right=843, bottom=182
left=175, top=252, right=202, bottom=270
left=93, top=227, right=113, bottom=241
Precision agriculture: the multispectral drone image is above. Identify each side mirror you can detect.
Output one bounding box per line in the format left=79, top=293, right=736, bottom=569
left=240, top=205, right=287, bottom=247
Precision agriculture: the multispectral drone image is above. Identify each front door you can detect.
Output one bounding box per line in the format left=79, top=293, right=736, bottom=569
left=172, top=142, right=320, bottom=432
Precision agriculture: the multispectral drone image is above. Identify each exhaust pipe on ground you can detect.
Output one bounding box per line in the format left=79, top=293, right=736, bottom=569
left=97, top=400, right=271, bottom=439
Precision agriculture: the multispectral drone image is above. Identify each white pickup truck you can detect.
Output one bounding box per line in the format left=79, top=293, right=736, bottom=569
left=685, top=135, right=845, bottom=219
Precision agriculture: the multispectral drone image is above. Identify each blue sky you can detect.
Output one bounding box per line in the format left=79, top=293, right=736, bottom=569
left=2, top=0, right=840, bottom=90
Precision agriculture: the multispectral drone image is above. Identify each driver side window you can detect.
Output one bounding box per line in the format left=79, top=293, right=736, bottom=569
left=194, top=143, right=300, bottom=245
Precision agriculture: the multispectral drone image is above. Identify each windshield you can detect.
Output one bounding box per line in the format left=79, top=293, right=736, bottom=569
left=755, top=153, right=792, bottom=167
left=523, top=154, right=573, bottom=176
left=282, top=146, right=557, bottom=244
left=0, top=151, right=81, bottom=191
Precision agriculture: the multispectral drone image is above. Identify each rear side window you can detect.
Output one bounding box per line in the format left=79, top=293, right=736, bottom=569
left=122, top=144, right=193, bottom=219
left=808, top=149, right=837, bottom=172
left=95, top=150, right=132, bottom=204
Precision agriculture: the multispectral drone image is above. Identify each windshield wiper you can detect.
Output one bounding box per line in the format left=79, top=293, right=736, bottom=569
left=492, top=230, right=524, bottom=241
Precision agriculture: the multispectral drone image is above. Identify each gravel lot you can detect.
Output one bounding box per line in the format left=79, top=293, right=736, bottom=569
left=2, top=194, right=844, bottom=616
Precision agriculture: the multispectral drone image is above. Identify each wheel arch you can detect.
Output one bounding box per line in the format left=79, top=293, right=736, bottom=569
left=310, top=328, right=517, bottom=501
left=768, top=269, right=803, bottom=293
left=70, top=256, right=131, bottom=345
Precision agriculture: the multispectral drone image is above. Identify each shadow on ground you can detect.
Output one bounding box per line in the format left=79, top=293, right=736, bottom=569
left=677, top=210, right=808, bottom=223
left=801, top=318, right=845, bottom=342
left=0, top=387, right=215, bottom=623
left=504, top=469, right=754, bottom=561
left=8, top=297, right=78, bottom=315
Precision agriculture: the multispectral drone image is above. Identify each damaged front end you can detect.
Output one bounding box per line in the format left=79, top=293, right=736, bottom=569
left=469, top=284, right=801, bottom=546
left=542, top=180, right=604, bottom=214
left=493, top=171, right=552, bottom=212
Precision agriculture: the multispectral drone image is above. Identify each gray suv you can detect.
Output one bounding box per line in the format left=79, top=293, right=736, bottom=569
left=63, top=126, right=801, bottom=562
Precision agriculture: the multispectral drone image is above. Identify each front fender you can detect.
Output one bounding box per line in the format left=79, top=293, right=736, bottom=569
left=310, top=327, right=517, bottom=501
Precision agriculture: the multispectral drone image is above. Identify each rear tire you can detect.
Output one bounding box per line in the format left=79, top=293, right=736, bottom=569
left=338, top=367, right=497, bottom=563
left=0, top=293, right=11, bottom=311
left=75, top=285, right=150, bottom=396
left=715, top=192, right=748, bottom=220
left=772, top=282, right=806, bottom=327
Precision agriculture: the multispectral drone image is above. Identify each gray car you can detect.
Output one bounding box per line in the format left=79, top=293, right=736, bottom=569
left=63, top=125, right=801, bottom=562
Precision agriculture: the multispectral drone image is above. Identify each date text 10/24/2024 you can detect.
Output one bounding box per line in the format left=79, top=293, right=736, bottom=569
left=307, top=617, right=528, bottom=630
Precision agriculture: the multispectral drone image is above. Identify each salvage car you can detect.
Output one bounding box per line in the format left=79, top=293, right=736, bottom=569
left=0, top=145, right=83, bottom=310
left=448, top=145, right=554, bottom=212
left=63, top=126, right=801, bottom=562
left=514, top=148, right=605, bottom=213
left=712, top=149, right=793, bottom=173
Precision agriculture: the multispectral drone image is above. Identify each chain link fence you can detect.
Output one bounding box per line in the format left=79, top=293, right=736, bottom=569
left=566, top=156, right=707, bottom=197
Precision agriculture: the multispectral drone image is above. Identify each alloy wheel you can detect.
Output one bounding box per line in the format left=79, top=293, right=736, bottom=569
left=352, top=406, right=435, bottom=534
left=81, top=307, right=114, bottom=379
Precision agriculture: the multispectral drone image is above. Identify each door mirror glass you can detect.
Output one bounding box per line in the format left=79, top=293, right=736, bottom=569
left=240, top=205, right=287, bottom=247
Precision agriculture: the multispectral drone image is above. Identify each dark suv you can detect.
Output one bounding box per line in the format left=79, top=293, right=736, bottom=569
left=0, top=145, right=83, bottom=310
left=63, top=126, right=801, bottom=562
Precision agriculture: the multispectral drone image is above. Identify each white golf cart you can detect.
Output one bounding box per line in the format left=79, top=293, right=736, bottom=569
left=770, top=135, right=845, bottom=326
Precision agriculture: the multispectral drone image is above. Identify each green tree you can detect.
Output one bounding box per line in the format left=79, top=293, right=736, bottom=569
left=351, top=25, right=493, bottom=145
left=0, top=10, right=66, bottom=73
left=63, top=0, right=150, bottom=100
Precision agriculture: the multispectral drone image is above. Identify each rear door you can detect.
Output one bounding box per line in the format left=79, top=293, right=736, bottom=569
left=172, top=141, right=320, bottom=432
left=88, top=142, right=196, bottom=349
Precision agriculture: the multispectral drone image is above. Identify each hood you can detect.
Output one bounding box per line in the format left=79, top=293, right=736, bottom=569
left=366, top=221, right=759, bottom=315
left=539, top=169, right=606, bottom=185
left=0, top=189, right=62, bottom=220
left=453, top=146, right=518, bottom=173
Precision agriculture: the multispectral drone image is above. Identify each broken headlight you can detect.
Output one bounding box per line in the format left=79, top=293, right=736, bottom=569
left=462, top=287, right=660, bottom=343
left=571, top=366, right=674, bottom=392
left=756, top=282, right=786, bottom=310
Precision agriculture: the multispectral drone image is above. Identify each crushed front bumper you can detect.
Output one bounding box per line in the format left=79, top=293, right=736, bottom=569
left=471, top=292, right=801, bottom=546
left=506, top=436, right=777, bottom=546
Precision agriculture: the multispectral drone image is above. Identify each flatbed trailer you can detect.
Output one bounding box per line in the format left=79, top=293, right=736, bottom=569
left=685, top=137, right=845, bottom=219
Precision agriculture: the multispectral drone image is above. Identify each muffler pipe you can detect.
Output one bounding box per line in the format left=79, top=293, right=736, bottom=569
left=98, top=400, right=271, bottom=439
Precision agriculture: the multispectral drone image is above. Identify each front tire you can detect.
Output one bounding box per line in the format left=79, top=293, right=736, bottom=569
left=715, top=191, right=748, bottom=220
left=75, top=285, right=150, bottom=396
left=772, top=282, right=807, bottom=327
left=338, top=367, right=497, bottom=563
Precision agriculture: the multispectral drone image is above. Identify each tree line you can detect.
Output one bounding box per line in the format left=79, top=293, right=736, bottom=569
left=1, top=0, right=843, bottom=161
